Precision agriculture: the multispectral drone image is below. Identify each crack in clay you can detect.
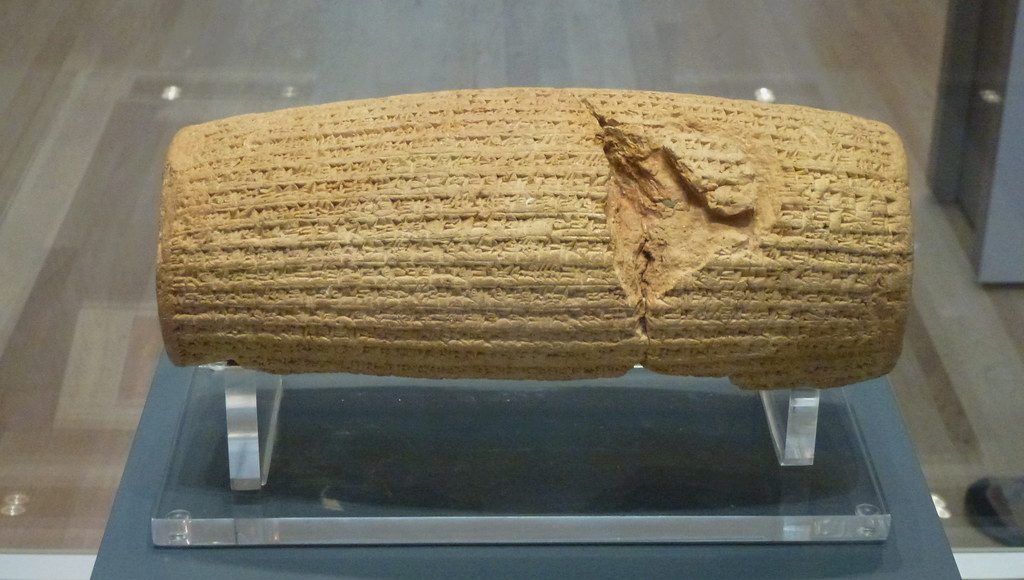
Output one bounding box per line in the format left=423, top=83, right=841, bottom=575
left=581, top=98, right=778, bottom=345
left=635, top=240, right=654, bottom=338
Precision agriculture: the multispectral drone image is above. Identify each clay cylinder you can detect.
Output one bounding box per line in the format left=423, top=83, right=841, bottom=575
left=156, top=88, right=911, bottom=389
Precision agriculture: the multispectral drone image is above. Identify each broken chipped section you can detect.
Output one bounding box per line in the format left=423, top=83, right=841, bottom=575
left=587, top=102, right=779, bottom=321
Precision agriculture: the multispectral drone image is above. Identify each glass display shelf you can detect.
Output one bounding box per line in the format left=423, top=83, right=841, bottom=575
left=152, top=366, right=889, bottom=546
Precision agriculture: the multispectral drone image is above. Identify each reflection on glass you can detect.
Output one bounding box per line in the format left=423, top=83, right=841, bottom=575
left=754, top=87, right=776, bottom=103
left=161, top=85, right=181, bottom=101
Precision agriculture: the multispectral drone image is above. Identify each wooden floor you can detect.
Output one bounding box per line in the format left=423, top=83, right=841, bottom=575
left=0, top=0, right=1019, bottom=551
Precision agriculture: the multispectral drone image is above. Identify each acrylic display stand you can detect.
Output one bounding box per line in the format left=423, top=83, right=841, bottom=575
left=152, top=364, right=889, bottom=547
left=216, top=363, right=820, bottom=492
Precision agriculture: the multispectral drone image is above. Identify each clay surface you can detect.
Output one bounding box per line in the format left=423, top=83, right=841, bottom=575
left=157, top=88, right=912, bottom=389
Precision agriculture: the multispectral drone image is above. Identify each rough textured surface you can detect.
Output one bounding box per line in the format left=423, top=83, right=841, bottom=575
left=156, top=88, right=912, bottom=389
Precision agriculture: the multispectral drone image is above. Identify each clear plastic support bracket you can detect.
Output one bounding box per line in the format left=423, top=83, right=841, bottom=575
left=760, top=387, right=821, bottom=466
left=203, top=363, right=284, bottom=491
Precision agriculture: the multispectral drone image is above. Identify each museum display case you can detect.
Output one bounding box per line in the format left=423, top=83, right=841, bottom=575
left=0, top=1, right=1021, bottom=578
